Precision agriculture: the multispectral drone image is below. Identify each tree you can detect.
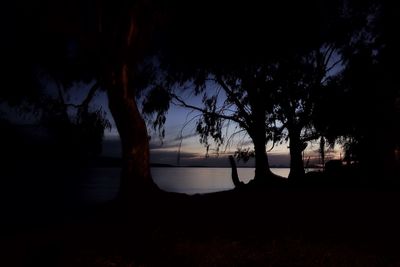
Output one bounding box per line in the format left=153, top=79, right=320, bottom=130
left=2, top=0, right=167, bottom=200
left=155, top=0, right=328, bottom=183
left=313, top=0, right=400, bottom=180
left=1, top=2, right=109, bottom=165
left=271, top=46, right=344, bottom=179
left=168, top=45, right=343, bottom=182
left=144, top=0, right=387, bottom=185
left=169, top=67, right=279, bottom=183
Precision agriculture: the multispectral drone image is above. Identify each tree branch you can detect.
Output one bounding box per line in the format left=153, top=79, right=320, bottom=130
left=223, top=128, right=247, bottom=152
left=300, top=133, right=320, bottom=142
left=326, top=58, right=343, bottom=74
left=171, top=93, right=247, bottom=128
left=80, top=82, right=100, bottom=110
left=214, top=75, right=253, bottom=126
left=63, top=82, right=100, bottom=110
left=323, top=44, right=336, bottom=69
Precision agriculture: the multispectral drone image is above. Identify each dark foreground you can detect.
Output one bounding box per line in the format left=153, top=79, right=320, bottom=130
left=2, top=174, right=400, bottom=266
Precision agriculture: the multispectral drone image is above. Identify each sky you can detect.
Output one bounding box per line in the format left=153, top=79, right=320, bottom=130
left=91, top=84, right=342, bottom=167
left=0, top=74, right=342, bottom=168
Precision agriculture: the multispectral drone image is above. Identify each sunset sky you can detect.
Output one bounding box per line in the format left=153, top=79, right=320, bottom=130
left=93, top=86, right=342, bottom=167
left=1, top=77, right=342, bottom=167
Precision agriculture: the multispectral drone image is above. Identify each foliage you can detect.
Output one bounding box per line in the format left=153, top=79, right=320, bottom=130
left=234, top=148, right=255, bottom=163
left=41, top=99, right=111, bottom=159
left=142, top=85, right=171, bottom=140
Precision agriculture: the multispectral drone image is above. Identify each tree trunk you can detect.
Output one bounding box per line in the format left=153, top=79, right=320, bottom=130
left=288, top=128, right=305, bottom=180
left=250, top=106, right=274, bottom=182
left=320, top=136, right=325, bottom=171
left=101, top=6, right=161, bottom=200
left=253, top=134, right=271, bottom=180
left=107, top=64, right=158, bottom=201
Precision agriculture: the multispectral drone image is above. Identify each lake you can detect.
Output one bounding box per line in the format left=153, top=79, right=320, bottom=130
left=77, top=167, right=291, bottom=204
left=152, top=167, right=290, bottom=194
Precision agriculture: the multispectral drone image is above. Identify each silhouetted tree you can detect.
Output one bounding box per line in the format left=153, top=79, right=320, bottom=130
left=169, top=45, right=343, bottom=182
left=1, top=2, right=109, bottom=164
left=169, top=68, right=280, bottom=183
left=267, top=0, right=384, bottom=180
left=156, top=1, right=328, bottom=184
left=314, top=0, right=400, bottom=180
left=155, top=0, right=390, bottom=184
left=269, top=41, right=352, bottom=179
left=1, top=0, right=167, bottom=200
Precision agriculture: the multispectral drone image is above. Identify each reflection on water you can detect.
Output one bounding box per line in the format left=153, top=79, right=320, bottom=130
left=152, top=167, right=290, bottom=194
left=80, top=168, right=291, bottom=204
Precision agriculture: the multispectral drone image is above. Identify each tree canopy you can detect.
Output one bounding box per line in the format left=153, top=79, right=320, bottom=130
left=148, top=0, right=394, bottom=182
left=1, top=0, right=398, bottom=194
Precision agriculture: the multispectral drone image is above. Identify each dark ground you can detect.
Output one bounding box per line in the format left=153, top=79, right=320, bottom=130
left=1, top=169, right=400, bottom=266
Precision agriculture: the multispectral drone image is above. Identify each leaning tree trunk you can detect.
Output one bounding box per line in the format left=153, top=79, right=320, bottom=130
left=107, top=64, right=159, bottom=201
left=228, top=155, right=243, bottom=188
left=288, top=128, right=305, bottom=180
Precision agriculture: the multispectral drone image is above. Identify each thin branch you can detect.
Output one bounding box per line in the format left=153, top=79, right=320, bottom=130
left=326, top=58, right=343, bottom=74
left=176, top=112, right=203, bottom=166
left=171, top=93, right=246, bottom=127
left=267, top=141, right=275, bottom=152
left=63, top=82, right=100, bottom=110
left=238, top=131, right=251, bottom=147
left=223, top=128, right=247, bottom=152
left=300, top=133, right=320, bottom=142
left=180, top=113, right=202, bottom=137
left=57, top=84, right=65, bottom=104
left=224, top=119, right=232, bottom=146
left=55, top=82, right=70, bottom=119
left=214, top=75, right=253, bottom=126
left=323, top=44, right=336, bottom=69
left=80, top=82, right=100, bottom=110
left=64, top=103, right=81, bottom=108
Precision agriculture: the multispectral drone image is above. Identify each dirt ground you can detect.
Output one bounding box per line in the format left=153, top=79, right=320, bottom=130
left=2, top=187, right=400, bottom=266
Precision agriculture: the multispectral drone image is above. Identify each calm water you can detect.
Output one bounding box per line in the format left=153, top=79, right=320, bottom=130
left=152, top=167, right=290, bottom=194
left=78, top=167, right=291, bottom=204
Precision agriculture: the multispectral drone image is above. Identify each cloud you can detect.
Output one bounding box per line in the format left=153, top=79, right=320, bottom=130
left=171, top=133, right=199, bottom=142
left=149, top=141, right=179, bottom=150
left=150, top=150, right=200, bottom=165
left=149, top=133, right=199, bottom=150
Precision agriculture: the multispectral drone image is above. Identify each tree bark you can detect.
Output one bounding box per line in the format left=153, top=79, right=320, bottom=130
left=250, top=104, right=274, bottom=182
left=106, top=64, right=158, bottom=201
left=100, top=2, right=161, bottom=200
left=253, top=133, right=271, bottom=180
